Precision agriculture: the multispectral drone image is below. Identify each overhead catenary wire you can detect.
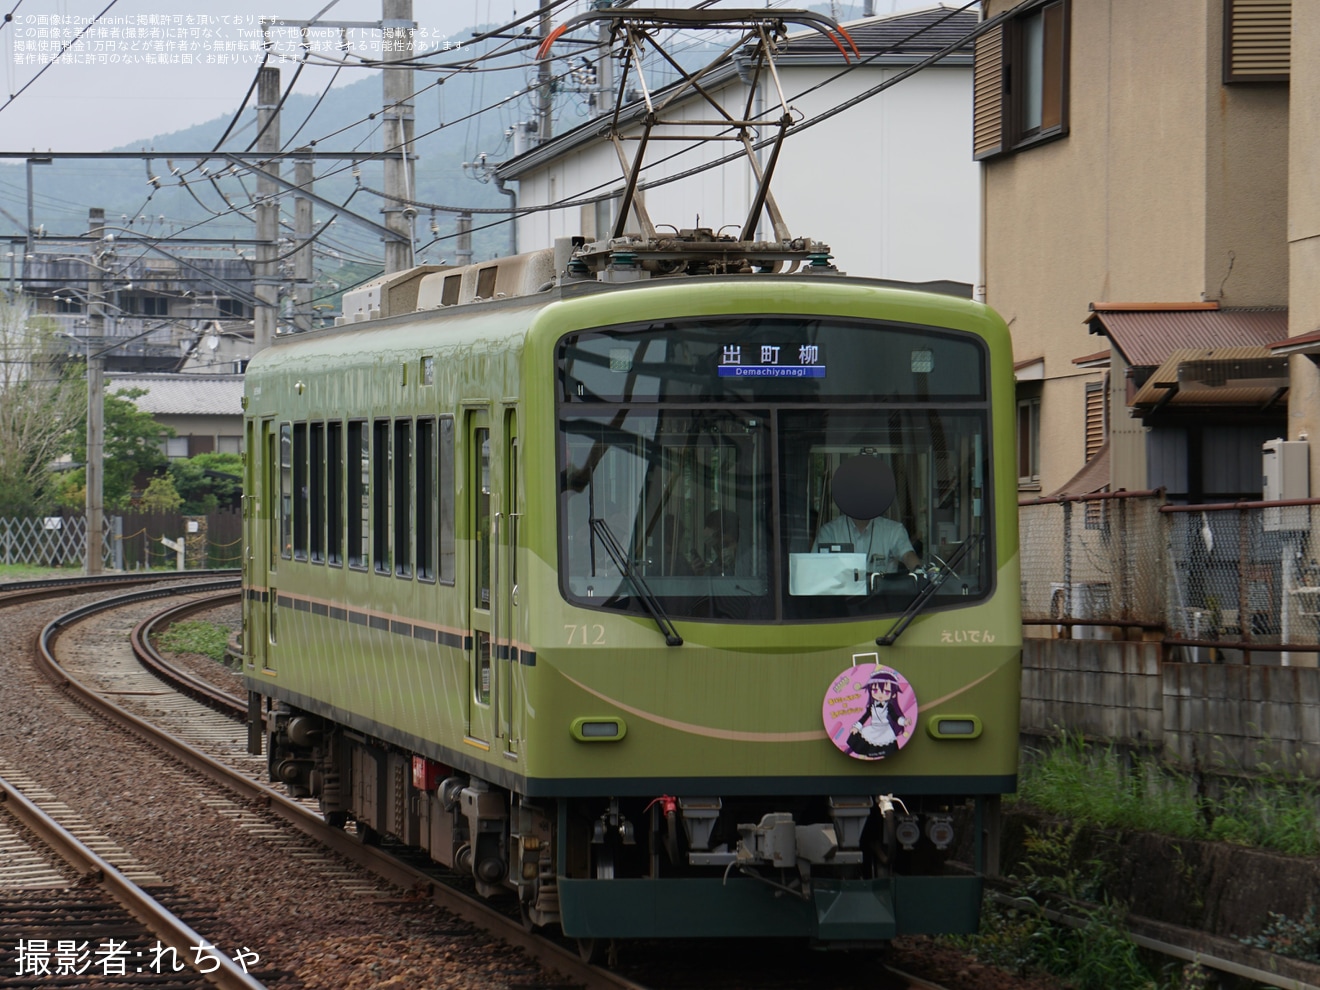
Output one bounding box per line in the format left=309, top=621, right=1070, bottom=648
left=0, top=0, right=118, bottom=118
left=13, top=0, right=981, bottom=318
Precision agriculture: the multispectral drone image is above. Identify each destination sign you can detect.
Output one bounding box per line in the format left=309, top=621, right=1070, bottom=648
left=716, top=343, right=825, bottom=378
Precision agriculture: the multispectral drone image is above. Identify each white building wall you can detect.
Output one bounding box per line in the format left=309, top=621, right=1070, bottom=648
left=511, top=60, right=977, bottom=285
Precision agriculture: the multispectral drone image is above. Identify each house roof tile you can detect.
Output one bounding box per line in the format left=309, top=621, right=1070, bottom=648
left=105, top=374, right=244, bottom=417
left=791, top=6, right=976, bottom=58
left=1085, top=305, right=1288, bottom=368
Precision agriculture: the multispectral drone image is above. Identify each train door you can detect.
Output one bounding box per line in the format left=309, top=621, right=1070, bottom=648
left=262, top=419, right=284, bottom=672
left=466, top=411, right=496, bottom=745
left=497, top=408, right=520, bottom=757
left=244, top=417, right=268, bottom=670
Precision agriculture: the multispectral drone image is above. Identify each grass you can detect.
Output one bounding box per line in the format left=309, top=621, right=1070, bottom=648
left=0, top=563, right=84, bottom=582
left=155, top=619, right=231, bottom=663
left=950, top=821, right=1209, bottom=990
left=949, top=731, right=1320, bottom=979
left=1015, top=730, right=1320, bottom=856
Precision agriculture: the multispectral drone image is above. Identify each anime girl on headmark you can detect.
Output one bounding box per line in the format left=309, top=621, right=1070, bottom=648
left=846, top=667, right=910, bottom=759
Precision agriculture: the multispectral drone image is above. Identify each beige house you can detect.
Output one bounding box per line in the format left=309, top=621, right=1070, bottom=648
left=105, top=374, right=245, bottom=458
left=975, top=0, right=1315, bottom=501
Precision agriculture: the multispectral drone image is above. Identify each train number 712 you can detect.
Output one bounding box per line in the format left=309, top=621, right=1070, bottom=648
left=564, top=624, right=606, bottom=645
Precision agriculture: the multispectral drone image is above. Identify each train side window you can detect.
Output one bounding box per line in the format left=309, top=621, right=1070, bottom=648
left=373, top=419, right=391, bottom=575
left=292, top=423, right=308, bottom=560
left=279, top=423, right=292, bottom=559
left=327, top=421, right=343, bottom=566
left=475, top=427, right=491, bottom=608
left=347, top=420, right=368, bottom=569
left=266, top=421, right=279, bottom=569
left=416, top=418, right=435, bottom=581
left=310, top=422, right=325, bottom=563
left=439, top=416, right=456, bottom=584
left=394, top=419, right=413, bottom=578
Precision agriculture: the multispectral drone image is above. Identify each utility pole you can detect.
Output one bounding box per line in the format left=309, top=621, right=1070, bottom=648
left=456, top=213, right=473, bottom=267
left=538, top=0, right=555, bottom=142
left=254, top=67, right=280, bottom=350
left=293, top=148, right=314, bottom=332
left=85, top=208, right=106, bottom=575
left=595, top=2, right=614, bottom=117
left=25, top=157, right=51, bottom=260
left=382, top=0, right=416, bottom=274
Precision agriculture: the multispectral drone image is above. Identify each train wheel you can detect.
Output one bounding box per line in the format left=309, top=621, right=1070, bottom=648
left=518, top=899, right=536, bottom=933
left=576, top=938, right=600, bottom=964
left=578, top=939, right=619, bottom=966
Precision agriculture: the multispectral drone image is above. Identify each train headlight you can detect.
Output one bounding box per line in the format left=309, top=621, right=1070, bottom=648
left=926, top=715, right=982, bottom=740
left=571, top=716, right=627, bottom=742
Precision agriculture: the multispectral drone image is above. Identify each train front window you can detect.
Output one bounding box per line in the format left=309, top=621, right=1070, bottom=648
left=556, top=317, right=992, bottom=622
left=560, top=410, right=772, bottom=621
left=779, top=410, right=989, bottom=621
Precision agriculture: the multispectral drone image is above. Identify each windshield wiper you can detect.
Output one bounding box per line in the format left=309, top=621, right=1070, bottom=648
left=590, top=517, right=683, bottom=647
left=876, top=535, right=981, bottom=647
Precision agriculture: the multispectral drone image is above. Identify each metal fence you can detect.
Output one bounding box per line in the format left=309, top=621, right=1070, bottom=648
left=0, top=515, right=108, bottom=567
left=1019, top=492, right=1166, bottom=631
left=1021, top=492, right=1320, bottom=663
left=0, top=509, right=242, bottom=571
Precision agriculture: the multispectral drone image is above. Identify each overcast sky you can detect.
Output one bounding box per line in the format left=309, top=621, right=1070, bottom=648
left=3, top=0, right=931, bottom=152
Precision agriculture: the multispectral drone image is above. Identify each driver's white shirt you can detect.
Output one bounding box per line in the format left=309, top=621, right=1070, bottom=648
left=813, top=515, right=914, bottom=574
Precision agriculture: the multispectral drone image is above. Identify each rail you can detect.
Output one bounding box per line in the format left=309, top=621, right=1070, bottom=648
left=0, top=772, right=264, bottom=990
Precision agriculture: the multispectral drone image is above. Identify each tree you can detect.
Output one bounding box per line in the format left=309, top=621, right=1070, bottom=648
left=0, top=294, right=85, bottom=516
left=54, top=385, right=173, bottom=510
left=169, top=452, right=242, bottom=514
left=139, top=473, right=183, bottom=512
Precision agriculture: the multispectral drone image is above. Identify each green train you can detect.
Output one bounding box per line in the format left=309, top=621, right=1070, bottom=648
left=241, top=237, right=1020, bottom=952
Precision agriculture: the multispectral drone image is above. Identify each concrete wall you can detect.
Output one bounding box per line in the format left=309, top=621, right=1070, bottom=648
left=1022, top=639, right=1320, bottom=775
left=1289, top=6, right=1320, bottom=499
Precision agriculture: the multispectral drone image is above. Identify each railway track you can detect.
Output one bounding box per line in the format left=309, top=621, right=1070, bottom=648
left=35, top=576, right=1320, bottom=989
left=3, top=575, right=970, bottom=990
left=0, top=769, right=259, bottom=990
left=19, top=577, right=647, bottom=990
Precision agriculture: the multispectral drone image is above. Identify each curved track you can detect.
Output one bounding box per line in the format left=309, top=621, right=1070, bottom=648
left=32, top=579, right=652, bottom=990
left=7, top=575, right=966, bottom=990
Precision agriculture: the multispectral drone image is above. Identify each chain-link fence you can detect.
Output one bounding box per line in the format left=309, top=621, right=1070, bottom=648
left=1021, top=492, right=1320, bottom=662
left=1019, top=492, right=1165, bottom=632
left=1163, top=500, right=1320, bottom=663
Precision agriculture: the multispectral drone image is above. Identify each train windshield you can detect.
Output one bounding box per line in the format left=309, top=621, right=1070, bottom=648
left=556, top=316, right=992, bottom=622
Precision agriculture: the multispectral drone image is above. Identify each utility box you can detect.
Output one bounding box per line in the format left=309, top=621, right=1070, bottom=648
left=1263, top=439, right=1309, bottom=531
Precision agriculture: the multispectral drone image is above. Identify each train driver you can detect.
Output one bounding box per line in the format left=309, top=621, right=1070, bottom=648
left=812, top=455, right=922, bottom=579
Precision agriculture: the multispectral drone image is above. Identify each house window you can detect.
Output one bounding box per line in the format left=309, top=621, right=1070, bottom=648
left=164, top=436, right=190, bottom=459
left=1084, top=377, right=1108, bottom=462
left=217, top=297, right=248, bottom=319
left=973, top=0, right=1069, bottom=159
left=1017, top=393, right=1041, bottom=487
